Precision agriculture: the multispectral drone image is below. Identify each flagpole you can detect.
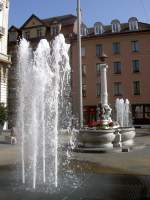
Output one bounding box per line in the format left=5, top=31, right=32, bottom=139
left=77, top=0, right=83, bottom=128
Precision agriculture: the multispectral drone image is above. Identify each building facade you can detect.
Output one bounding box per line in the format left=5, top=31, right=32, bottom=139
left=8, top=14, right=77, bottom=128
left=71, top=17, right=150, bottom=126
left=0, top=0, right=10, bottom=107
left=8, top=15, right=150, bottom=127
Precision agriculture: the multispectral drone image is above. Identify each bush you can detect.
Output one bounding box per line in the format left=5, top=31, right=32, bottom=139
left=0, top=103, right=7, bottom=125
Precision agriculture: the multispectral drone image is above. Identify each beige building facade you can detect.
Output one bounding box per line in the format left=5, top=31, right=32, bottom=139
left=71, top=18, right=150, bottom=126
left=8, top=15, right=150, bottom=127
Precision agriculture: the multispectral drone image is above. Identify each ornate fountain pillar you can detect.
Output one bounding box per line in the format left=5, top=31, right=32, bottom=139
left=100, top=63, right=108, bottom=106
left=76, top=53, right=116, bottom=151
left=97, top=53, right=112, bottom=127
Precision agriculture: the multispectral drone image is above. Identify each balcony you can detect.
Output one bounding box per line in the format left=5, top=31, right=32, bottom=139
left=0, top=53, right=11, bottom=64
left=0, top=26, right=5, bottom=36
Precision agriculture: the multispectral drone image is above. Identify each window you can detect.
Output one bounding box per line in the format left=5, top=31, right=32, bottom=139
left=96, top=63, right=101, bottom=76
left=24, top=31, right=30, bottom=40
left=96, top=44, right=103, bottom=57
left=82, top=84, right=87, bottom=97
left=132, top=60, right=140, bottom=73
left=2, top=68, right=7, bottom=83
left=9, top=32, right=17, bottom=42
left=113, top=62, right=122, bottom=74
left=81, top=27, right=87, bottom=36
left=37, top=29, right=42, bottom=37
left=133, top=81, right=140, bottom=95
left=6, top=0, right=9, bottom=8
left=82, top=64, right=86, bottom=76
left=111, top=19, right=121, bottom=33
left=50, top=25, right=59, bottom=36
left=94, top=22, right=104, bottom=35
left=114, top=82, right=122, bottom=96
left=96, top=83, right=101, bottom=97
left=128, top=17, right=139, bottom=31
left=131, top=40, right=139, bottom=52
left=132, top=104, right=150, bottom=124
left=112, top=42, right=120, bottom=54
left=145, top=105, right=150, bottom=120
left=81, top=47, right=85, bottom=57
left=0, top=2, right=3, bottom=11
left=134, top=105, right=143, bottom=119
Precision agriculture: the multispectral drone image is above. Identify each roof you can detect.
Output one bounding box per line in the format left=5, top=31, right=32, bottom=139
left=19, top=14, right=77, bottom=30
left=8, top=25, right=20, bottom=32
left=20, top=14, right=46, bottom=29
left=86, top=21, right=150, bottom=37
left=42, top=14, right=77, bottom=26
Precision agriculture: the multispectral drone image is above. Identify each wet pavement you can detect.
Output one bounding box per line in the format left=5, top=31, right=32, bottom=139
left=0, top=163, right=150, bottom=200
left=0, top=128, right=150, bottom=200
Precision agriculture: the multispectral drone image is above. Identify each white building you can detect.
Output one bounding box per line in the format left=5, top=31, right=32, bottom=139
left=0, top=0, right=10, bottom=106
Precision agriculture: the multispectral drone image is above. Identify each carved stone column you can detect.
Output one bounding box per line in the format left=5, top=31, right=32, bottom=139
left=100, top=63, right=108, bottom=106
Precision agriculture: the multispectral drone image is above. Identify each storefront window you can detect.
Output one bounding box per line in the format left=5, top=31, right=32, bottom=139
left=135, top=105, right=143, bottom=119
left=145, top=105, right=150, bottom=119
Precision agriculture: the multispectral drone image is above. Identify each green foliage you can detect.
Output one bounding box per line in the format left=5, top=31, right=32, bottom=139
left=0, top=103, right=7, bottom=125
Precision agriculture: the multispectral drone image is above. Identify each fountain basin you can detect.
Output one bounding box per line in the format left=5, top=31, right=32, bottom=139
left=75, top=129, right=116, bottom=150
left=119, top=127, right=136, bottom=147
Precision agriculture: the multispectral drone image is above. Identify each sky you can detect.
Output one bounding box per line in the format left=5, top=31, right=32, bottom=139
left=9, top=0, right=150, bottom=28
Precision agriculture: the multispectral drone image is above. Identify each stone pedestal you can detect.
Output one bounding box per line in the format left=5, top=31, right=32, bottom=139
left=120, top=127, right=136, bottom=147
left=76, top=129, right=116, bottom=151
left=113, top=127, right=136, bottom=148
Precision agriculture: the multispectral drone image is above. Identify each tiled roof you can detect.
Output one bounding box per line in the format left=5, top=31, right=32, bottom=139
left=19, top=14, right=76, bottom=30
left=86, top=22, right=150, bottom=37
left=42, top=14, right=77, bottom=26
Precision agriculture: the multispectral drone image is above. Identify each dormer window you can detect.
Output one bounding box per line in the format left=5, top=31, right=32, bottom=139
left=111, top=19, right=121, bottom=33
left=128, top=17, right=139, bottom=31
left=94, top=22, right=104, bottom=35
left=81, top=24, right=87, bottom=36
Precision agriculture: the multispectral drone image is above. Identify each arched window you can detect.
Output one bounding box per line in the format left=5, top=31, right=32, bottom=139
left=111, top=19, right=121, bottom=33
left=94, top=22, right=104, bottom=35
left=128, top=17, right=139, bottom=31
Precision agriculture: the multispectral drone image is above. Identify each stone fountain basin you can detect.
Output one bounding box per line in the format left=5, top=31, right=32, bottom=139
left=119, top=127, right=136, bottom=147
left=76, top=129, right=116, bottom=149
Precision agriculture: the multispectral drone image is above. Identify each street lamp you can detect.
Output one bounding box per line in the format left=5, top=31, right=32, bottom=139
left=77, top=0, right=83, bottom=128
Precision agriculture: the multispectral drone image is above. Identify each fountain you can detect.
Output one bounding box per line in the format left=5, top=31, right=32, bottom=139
left=16, top=34, right=71, bottom=189
left=74, top=54, right=116, bottom=152
left=74, top=54, right=136, bottom=152
left=114, top=98, right=136, bottom=148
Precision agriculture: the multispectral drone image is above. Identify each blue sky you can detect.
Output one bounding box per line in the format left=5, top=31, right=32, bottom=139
left=9, top=0, right=150, bottom=28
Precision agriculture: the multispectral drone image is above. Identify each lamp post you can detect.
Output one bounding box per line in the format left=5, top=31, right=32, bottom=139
left=77, top=0, right=83, bottom=128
